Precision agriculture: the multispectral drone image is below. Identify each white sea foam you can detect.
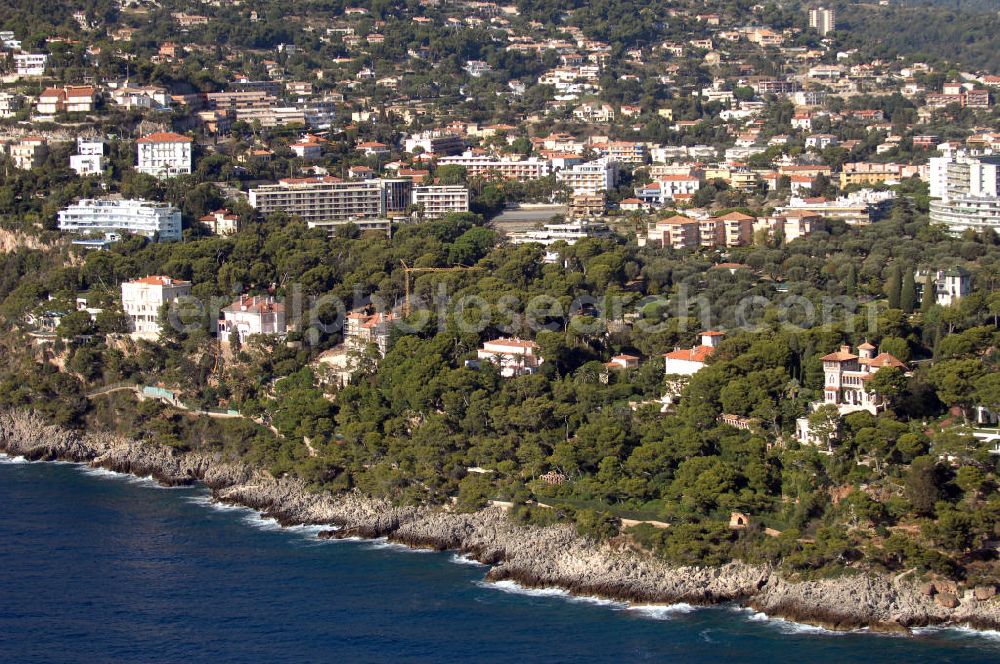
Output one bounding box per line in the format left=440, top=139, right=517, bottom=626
left=450, top=553, right=488, bottom=567
left=363, top=537, right=434, bottom=553
left=76, top=465, right=191, bottom=489
left=912, top=625, right=1000, bottom=642
left=627, top=603, right=697, bottom=619
left=476, top=580, right=626, bottom=609
left=0, top=453, right=28, bottom=464
left=745, top=611, right=849, bottom=636
left=185, top=494, right=248, bottom=512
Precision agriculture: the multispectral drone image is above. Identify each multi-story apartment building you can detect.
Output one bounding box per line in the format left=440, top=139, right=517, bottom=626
left=651, top=215, right=701, bottom=250
left=58, top=199, right=183, bottom=242
left=603, top=141, right=647, bottom=165
left=14, top=53, right=47, bottom=76
left=555, top=159, right=618, bottom=195
left=249, top=177, right=384, bottom=223
left=929, top=150, right=1000, bottom=234
left=411, top=186, right=470, bottom=218
left=754, top=80, right=801, bottom=95
left=8, top=136, right=47, bottom=170
left=403, top=130, right=466, bottom=156
left=635, top=175, right=701, bottom=205
left=808, top=7, right=836, bottom=36
left=218, top=295, right=287, bottom=343
left=436, top=152, right=551, bottom=181
left=136, top=131, right=193, bottom=178
left=718, top=211, right=754, bottom=247
left=569, top=193, right=606, bottom=218
left=70, top=137, right=106, bottom=176
left=121, top=276, right=192, bottom=336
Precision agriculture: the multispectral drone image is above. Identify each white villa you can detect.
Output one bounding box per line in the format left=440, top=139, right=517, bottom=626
left=663, top=331, right=725, bottom=375
left=477, top=338, right=543, bottom=377
left=218, top=295, right=287, bottom=343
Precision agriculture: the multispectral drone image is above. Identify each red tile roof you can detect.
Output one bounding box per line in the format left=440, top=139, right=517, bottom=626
left=664, top=345, right=715, bottom=362
left=138, top=131, right=193, bottom=143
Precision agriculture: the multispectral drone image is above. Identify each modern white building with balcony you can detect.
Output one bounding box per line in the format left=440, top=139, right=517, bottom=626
left=58, top=199, right=182, bottom=242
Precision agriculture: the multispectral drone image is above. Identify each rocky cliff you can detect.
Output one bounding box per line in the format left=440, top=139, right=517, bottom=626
left=2, top=410, right=997, bottom=634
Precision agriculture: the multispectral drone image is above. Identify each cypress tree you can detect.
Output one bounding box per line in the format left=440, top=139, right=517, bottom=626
left=886, top=264, right=902, bottom=309
left=844, top=263, right=857, bottom=296
left=920, top=271, right=935, bottom=312
left=900, top=268, right=916, bottom=313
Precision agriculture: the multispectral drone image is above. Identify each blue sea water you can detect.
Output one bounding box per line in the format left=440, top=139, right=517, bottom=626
left=1, top=455, right=999, bottom=664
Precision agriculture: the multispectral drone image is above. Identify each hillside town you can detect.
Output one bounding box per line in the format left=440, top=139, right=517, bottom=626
left=1, top=0, right=1000, bottom=621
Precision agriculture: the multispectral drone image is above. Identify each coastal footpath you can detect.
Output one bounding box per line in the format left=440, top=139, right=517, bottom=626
left=2, top=409, right=998, bottom=635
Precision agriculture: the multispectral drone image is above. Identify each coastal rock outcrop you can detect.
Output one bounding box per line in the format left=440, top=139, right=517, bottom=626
left=2, top=410, right=998, bottom=634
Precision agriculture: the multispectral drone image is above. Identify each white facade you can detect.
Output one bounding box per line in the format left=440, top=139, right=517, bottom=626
left=663, top=331, right=724, bottom=375
left=477, top=338, right=542, bottom=377
left=507, top=220, right=612, bottom=246
left=121, top=276, right=192, bottom=336
left=437, top=152, right=551, bottom=181
left=14, top=53, right=47, bottom=76
left=0, top=92, right=22, bottom=118
left=929, top=150, right=1000, bottom=234
left=70, top=138, right=106, bottom=176
left=808, top=7, right=836, bottom=36
left=58, top=199, right=183, bottom=242
left=70, top=154, right=105, bottom=176
left=218, top=296, right=287, bottom=343
left=136, top=131, right=193, bottom=178
left=915, top=268, right=972, bottom=307
left=412, top=186, right=470, bottom=218
left=555, top=159, right=618, bottom=195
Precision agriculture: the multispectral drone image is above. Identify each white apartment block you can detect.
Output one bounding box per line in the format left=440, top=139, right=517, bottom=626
left=218, top=295, right=287, bottom=343
left=808, top=7, right=836, bottom=36
left=412, top=186, right=470, bottom=218
left=249, top=177, right=383, bottom=222
left=136, top=131, right=193, bottom=178
left=121, top=276, right=192, bottom=336
left=634, top=175, right=701, bottom=205
left=70, top=137, right=106, bottom=176
left=437, top=152, right=552, bottom=181
left=58, top=199, right=183, bottom=242
left=555, top=159, right=618, bottom=195
left=929, top=151, right=1000, bottom=234
left=14, top=53, right=47, bottom=77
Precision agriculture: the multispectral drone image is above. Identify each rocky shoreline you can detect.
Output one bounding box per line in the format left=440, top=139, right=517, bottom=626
left=2, top=409, right=998, bottom=636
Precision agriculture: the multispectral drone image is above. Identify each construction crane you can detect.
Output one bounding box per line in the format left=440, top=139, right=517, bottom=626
left=400, top=260, right=482, bottom=317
